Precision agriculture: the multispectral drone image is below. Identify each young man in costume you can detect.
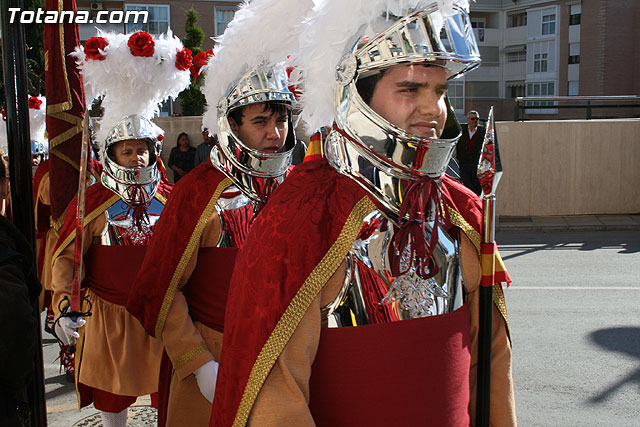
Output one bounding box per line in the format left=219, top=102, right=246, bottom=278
left=126, top=1, right=311, bottom=425
left=211, top=1, right=517, bottom=426
left=50, top=31, right=190, bottom=427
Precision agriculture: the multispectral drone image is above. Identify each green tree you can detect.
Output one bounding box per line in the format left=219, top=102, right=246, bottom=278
left=178, top=8, right=207, bottom=116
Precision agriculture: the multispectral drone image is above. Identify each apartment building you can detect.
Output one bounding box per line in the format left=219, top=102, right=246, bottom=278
left=76, top=0, right=242, bottom=114
left=464, top=0, right=639, bottom=121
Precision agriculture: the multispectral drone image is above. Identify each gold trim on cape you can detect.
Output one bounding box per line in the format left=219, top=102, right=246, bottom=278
left=154, top=178, right=233, bottom=339
left=173, top=343, right=209, bottom=371
left=232, top=196, right=377, bottom=427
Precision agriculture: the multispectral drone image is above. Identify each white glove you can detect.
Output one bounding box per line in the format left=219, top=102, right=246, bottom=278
left=194, top=360, right=219, bottom=403
left=55, top=316, right=86, bottom=346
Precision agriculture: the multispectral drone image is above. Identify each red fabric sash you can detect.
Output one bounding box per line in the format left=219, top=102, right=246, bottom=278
left=83, top=245, right=148, bottom=306
left=127, top=162, right=231, bottom=337
left=309, top=304, right=471, bottom=426
left=210, top=158, right=484, bottom=427
left=183, top=247, right=239, bottom=333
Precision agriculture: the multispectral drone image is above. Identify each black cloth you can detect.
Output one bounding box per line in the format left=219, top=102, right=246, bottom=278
left=0, top=215, right=41, bottom=426
left=292, top=140, right=308, bottom=166
left=168, top=146, right=196, bottom=182
left=456, top=124, right=485, bottom=195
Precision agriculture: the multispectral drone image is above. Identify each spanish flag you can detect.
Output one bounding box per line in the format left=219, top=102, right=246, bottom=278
left=303, top=131, right=323, bottom=162
left=481, top=241, right=512, bottom=287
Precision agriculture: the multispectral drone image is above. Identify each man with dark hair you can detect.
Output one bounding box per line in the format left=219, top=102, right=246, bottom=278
left=456, top=110, right=486, bottom=195
left=193, top=129, right=217, bottom=167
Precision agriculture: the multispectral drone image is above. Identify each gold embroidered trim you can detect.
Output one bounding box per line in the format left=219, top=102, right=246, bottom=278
left=46, top=0, right=73, bottom=115
left=447, top=205, right=481, bottom=255
left=493, top=283, right=510, bottom=342
left=154, top=178, right=232, bottom=339
left=51, top=195, right=120, bottom=268
left=34, top=171, right=50, bottom=228
left=155, top=192, right=167, bottom=205
left=233, top=196, right=376, bottom=427
left=173, top=342, right=208, bottom=371
left=49, top=122, right=83, bottom=149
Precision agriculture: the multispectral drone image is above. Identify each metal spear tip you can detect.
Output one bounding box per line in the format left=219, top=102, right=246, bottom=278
left=477, top=106, right=503, bottom=197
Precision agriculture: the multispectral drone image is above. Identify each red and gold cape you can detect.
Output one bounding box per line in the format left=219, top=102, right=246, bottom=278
left=210, top=158, right=510, bottom=427
left=126, top=162, right=232, bottom=339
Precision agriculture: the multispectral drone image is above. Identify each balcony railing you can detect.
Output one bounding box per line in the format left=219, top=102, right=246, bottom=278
left=514, top=95, right=640, bottom=121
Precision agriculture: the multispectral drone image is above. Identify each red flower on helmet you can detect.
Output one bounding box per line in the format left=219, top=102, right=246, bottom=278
left=175, top=47, right=193, bottom=71
left=128, top=31, right=155, bottom=57
left=28, top=96, right=42, bottom=110
left=85, top=36, right=109, bottom=61
left=190, top=50, right=214, bottom=84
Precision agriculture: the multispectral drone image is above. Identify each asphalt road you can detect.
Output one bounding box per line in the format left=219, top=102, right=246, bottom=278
left=40, top=230, right=640, bottom=426
left=499, top=230, right=640, bottom=427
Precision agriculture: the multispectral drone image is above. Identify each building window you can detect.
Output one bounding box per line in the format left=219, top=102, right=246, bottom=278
left=542, top=14, right=556, bottom=35
left=506, top=51, right=526, bottom=63
left=569, top=13, right=581, bottom=25
left=507, top=10, right=527, bottom=28
left=471, top=18, right=485, bottom=29
left=478, top=46, right=499, bottom=66
left=570, top=4, right=581, bottom=25
left=125, top=4, right=169, bottom=35
left=447, top=80, right=464, bottom=111
left=465, top=81, right=499, bottom=99
left=569, top=42, right=580, bottom=64
left=526, top=82, right=555, bottom=106
left=534, top=53, right=548, bottom=72
left=507, top=83, right=526, bottom=98
left=215, top=7, right=236, bottom=36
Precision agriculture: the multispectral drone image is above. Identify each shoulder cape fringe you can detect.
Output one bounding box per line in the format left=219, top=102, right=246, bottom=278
left=154, top=177, right=232, bottom=339
left=232, top=196, right=377, bottom=427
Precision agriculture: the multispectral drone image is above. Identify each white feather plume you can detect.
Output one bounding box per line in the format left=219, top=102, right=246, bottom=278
left=296, top=0, right=469, bottom=132
left=29, top=96, right=47, bottom=148
left=72, top=30, right=191, bottom=143
left=201, top=0, right=314, bottom=133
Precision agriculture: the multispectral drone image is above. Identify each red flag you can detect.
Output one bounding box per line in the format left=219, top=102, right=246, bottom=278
left=44, top=0, right=86, bottom=224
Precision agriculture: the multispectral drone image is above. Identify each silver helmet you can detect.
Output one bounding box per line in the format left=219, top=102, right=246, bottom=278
left=210, top=63, right=297, bottom=202
left=324, top=3, right=480, bottom=212
left=101, top=114, right=163, bottom=204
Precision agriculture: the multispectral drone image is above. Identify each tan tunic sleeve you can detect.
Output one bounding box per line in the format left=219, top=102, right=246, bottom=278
left=51, top=214, right=106, bottom=317
left=461, top=234, right=517, bottom=427
left=161, top=211, right=222, bottom=379
left=248, top=262, right=346, bottom=426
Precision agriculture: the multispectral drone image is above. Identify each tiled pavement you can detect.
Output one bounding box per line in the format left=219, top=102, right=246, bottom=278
left=497, top=214, right=640, bottom=232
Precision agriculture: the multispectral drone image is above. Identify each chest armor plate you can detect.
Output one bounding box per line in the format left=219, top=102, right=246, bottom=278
left=100, top=196, right=165, bottom=245
left=215, top=186, right=254, bottom=248
left=323, top=210, right=464, bottom=327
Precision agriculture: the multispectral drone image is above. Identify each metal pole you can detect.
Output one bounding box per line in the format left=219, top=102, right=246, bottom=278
left=1, top=1, right=48, bottom=425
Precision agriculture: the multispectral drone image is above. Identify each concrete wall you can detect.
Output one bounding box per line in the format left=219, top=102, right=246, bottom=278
left=495, top=119, right=640, bottom=216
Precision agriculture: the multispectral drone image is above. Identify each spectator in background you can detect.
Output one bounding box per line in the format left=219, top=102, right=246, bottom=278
left=168, top=132, right=196, bottom=182
left=193, top=128, right=216, bottom=167
left=0, top=150, right=41, bottom=425
left=455, top=110, right=486, bottom=196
